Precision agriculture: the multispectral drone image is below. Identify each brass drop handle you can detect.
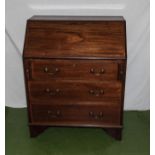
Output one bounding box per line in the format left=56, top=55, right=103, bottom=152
left=45, top=88, right=60, bottom=96
left=44, top=67, right=48, bottom=72
left=89, top=111, right=94, bottom=117
left=89, top=112, right=104, bottom=120
left=90, top=68, right=105, bottom=76
left=89, top=89, right=104, bottom=96
left=44, top=66, right=59, bottom=75
left=47, top=110, right=61, bottom=118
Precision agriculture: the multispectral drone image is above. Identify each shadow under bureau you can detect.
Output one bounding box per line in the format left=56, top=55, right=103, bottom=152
left=23, top=16, right=127, bottom=140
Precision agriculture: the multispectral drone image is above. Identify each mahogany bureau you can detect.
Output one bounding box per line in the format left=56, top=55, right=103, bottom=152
left=23, top=16, right=127, bottom=140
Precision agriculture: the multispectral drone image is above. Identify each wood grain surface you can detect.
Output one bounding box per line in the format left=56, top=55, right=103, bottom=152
left=23, top=16, right=127, bottom=140
left=24, top=20, right=126, bottom=59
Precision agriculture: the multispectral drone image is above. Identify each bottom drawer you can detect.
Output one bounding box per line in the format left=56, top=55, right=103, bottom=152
left=30, top=105, right=121, bottom=127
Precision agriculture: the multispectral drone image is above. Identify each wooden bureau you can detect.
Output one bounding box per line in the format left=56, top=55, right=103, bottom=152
left=23, top=16, right=127, bottom=140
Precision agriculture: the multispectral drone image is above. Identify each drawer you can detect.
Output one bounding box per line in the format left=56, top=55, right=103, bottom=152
left=28, top=81, right=122, bottom=104
left=31, top=104, right=121, bottom=126
left=30, top=59, right=118, bottom=81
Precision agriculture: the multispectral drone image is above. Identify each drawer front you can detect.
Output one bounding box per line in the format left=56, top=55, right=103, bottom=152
left=30, top=60, right=118, bottom=81
left=28, top=81, right=122, bottom=103
left=31, top=104, right=121, bottom=126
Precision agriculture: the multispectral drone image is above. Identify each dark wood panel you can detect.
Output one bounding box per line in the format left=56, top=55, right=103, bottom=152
left=30, top=59, right=118, bottom=81
left=24, top=20, right=126, bottom=59
left=29, top=125, right=48, bottom=137
left=23, top=16, right=127, bottom=140
left=28, top=81, right=122, bottom=103
left=104, top=128, right=122, bottom=140
left=31, top=104, right=121, bottom=126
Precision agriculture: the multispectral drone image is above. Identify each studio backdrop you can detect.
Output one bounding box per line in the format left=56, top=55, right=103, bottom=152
left=6, top=0, right=150, bottom=110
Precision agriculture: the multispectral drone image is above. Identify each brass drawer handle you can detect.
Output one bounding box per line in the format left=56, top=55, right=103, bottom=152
left=44, top=67, right=59, bottom=75
left=89, top=89, right=104, bottom=96
left=90, top=68, right=105, bottom=76
left=89, top=111, right=104, bottom=120
left=47, top=110, right=61, bottom=118
left=45, top=88, right=61, bottom=96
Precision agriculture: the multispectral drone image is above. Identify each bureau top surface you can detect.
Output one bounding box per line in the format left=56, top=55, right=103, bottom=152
left=23, top=16, right=126, bottom=59
left=29, top=16, right=125, bottom=21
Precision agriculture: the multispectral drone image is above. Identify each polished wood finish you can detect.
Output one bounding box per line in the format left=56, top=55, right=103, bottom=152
left=23, top=16, right=127, bottom=140
left=28, top=81, right=122, bottom=103
left=30, top=59, right=119, bottom=81
left=24, top=17, right=126, bottom=59
left=31, top=104, right=121, bottom=125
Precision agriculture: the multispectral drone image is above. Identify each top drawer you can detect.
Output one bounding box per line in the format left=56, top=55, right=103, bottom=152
left=29, top=59, right=119, bottom=81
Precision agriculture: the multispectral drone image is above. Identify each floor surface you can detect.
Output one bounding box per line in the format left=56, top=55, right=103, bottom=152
left=6, top=107, right=150, bottom=155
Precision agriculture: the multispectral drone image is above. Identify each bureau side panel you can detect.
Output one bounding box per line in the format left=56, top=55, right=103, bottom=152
left=23, top=59, right=33, bottom=123
left=117, top=60, right=127, bottom=126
